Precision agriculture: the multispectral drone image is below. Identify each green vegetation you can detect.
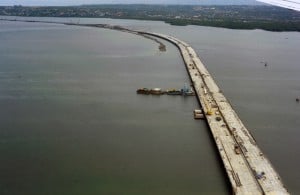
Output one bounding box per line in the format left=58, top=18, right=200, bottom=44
left=165, top=19, right=300, bottom=31
left=1, top=4, right=300, bottom=31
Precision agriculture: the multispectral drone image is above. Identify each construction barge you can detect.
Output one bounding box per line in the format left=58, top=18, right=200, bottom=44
left=136, top=84, right=195, bottom=96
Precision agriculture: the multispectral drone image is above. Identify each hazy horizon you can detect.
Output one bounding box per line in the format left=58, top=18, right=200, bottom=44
left=0, top=0, right=263, bottom=6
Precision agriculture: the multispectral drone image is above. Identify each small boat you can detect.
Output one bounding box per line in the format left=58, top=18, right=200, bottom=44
left=166, top=89, right=182, bottom=95
left=150, top=88, right=164, bottom=95
left=183, top=89, right=195, bottom=96
left=260, top=61, right=268, bottom=67
left=194, top=109, right=204, bottom=119
left=136, top=88, right=150, bottom=94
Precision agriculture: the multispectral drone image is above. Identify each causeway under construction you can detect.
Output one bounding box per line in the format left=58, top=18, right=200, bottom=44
left=71, top=22, right=290, bottom=195
left=139, top=31, right=289, bottom=195
left=1, top=18, right=290, bottom=194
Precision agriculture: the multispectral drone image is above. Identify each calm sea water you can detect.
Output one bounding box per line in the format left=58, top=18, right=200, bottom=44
left=0, top=17, right=299, bottom=194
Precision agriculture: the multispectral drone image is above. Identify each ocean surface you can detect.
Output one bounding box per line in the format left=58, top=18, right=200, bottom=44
left=0, top=17, right=299, bottom=194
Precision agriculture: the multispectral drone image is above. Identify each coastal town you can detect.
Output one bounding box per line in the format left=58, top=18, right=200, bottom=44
left=1, top=4, right=300, bottom=31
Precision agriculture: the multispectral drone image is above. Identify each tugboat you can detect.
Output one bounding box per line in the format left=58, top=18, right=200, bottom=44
left=182, top=83, right=195, bottom=96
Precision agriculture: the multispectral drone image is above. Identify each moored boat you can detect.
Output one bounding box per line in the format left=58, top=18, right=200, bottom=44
left=136, top=88, right=150, bottom=94
left=166, top=89, right=182, bottom=95
left=194, top=109, right=204, bottom=119
left=150, top=88, right=164, bottom=95
left=182, top=83, right=195, bottom=96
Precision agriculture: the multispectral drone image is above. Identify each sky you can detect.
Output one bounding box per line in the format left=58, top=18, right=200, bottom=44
left=0, top=0, right=263, bottom=6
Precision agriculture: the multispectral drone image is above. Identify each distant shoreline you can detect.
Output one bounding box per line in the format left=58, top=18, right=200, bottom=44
left=1, top=5, right=300, bottom=32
